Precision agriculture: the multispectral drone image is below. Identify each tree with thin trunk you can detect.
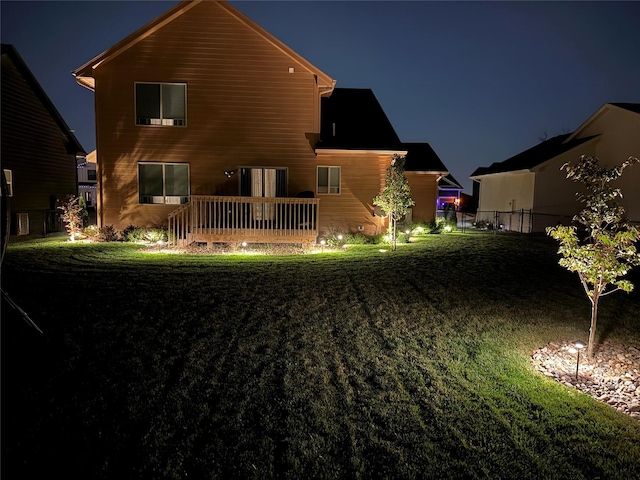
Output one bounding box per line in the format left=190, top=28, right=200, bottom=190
left=547, top=155, right=640, bottom=358
left=373, top=154, right=415, bottom=251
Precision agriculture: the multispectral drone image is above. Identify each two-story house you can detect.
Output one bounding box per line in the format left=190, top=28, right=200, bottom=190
left=471, top=103, right=640, bottom=233
left=2, top=44, right=85, bottom=236
left=73, top=0, right=448, bottom=246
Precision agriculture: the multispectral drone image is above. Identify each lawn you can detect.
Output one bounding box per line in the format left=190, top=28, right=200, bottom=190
left=2, top=233, right=640, bottom=479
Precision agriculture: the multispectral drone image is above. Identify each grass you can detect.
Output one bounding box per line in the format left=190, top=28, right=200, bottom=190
left=2, top=232, right=640, bottom=479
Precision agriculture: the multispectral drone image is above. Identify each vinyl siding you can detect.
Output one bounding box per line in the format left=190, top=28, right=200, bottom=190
left=315, top=152, right=391, bottom=236
left=1, top=51, right=78, bottom=234
left=94, top=1, right=321, bottom=229
left=406, top=173, right=439, bottom=223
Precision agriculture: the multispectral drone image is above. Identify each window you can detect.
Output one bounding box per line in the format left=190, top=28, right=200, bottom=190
left=2, top=169, right=12, bottom=196
left=88, top=170, right=96, bottom=181
left=138, top=163, right=189, bottom=204
left=135, top=83, right=186, bottom=126
left=317, top=166, right=340, bottom=194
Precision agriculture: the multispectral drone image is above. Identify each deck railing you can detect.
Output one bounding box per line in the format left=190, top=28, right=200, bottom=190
left=168, top=195, right=319, bottom=246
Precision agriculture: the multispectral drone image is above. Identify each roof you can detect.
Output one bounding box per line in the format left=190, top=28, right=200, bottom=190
left=609, top=103, right=640, bottom=114
left=2, top=44, right=85, bottom=155
left=402, top=142, right=449, bottom=173
left=316, top=88, right=403, bottom=151
left=470, top=134, right=596, bottom=177
left=72, top=0, right=335, bottom=93
left=438, top=174, right=463, bottom=190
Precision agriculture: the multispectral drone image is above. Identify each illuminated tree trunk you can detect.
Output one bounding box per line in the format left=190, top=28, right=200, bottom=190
left=588, top=293, right=599, bottom=359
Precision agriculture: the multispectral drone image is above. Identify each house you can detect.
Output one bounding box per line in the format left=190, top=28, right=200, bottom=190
left=77, top=150, right=97, bottom=209
left=1, top=44, right=85, bottom=236
left=402, top=143, right=452, bottom=222
left=470, top=103, right=640, bottom=233
left=72, top=0, right=449, bottom=246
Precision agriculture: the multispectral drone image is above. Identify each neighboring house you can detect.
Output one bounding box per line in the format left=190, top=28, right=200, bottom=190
left=470, top=103, right=640, bottom=233
left=1, top=44, right=85, bottom=236
left=402, top=143, right=452, bottom=222
left=72, top=0, right=449, bottom=246
left=77, top=150, right=97, bottom=209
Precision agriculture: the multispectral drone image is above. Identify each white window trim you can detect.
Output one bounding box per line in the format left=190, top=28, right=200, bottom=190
left=138, top=162, right=190, bottom=205
left=3, top=169, right=12, bottom=197
left=316, top=166, right=341, bottom=195
left=134, top=82, right=187, bottom=127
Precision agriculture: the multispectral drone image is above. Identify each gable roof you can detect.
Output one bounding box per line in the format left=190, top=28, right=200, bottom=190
left=2, top=44, right=85, bottom=155
left=438, top=174, right=463, bottom=190
left=316, top=88, right=403, bottom=151
left=470, top=134, right=597, bottom=177
left=565, top=102, right=640, bottom=143
left=72, top=0, right=335, bottom=93
left=402, top=143, right=449, bottom=174
left=609, top=103, right=640, bottom=115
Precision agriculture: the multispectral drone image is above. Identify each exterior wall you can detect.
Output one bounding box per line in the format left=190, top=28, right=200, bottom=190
left=315, top=151, right=390, bottom=236
left=1, top=50, right=78, bottom=235
left=93, top=1, right=322, bottom=230
left=406, top=172, right=440, bottom=223
left=475, top=170, right=535, bottom=216
left=77, top=160, right=97, bottom=208
left=571, top=107, right=640, bottom=223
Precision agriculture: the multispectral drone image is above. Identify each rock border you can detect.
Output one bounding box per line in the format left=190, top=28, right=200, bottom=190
left=531, top=340, right=640, bottom=421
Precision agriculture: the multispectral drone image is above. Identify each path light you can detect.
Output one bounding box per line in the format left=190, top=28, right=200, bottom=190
left=444, top=225, right=452, bottom=233
left=320, top=239, right=326, bottom=252
left=337, top=234, right=343, bottom=241
left=574, top=342, right=585, bottom=380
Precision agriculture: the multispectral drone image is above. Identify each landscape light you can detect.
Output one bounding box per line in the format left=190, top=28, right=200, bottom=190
left=337, top=234, right=343, bottom=240
left=241, top=241, right=247, bottom=248
left=405, top=230, right=410, bottom=235
left=574, top=342, right=585, bottom=380
left=444, top=225, right=452, bottom=233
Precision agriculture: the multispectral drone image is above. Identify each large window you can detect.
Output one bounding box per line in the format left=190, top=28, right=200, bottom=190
left=317, top=166, right=340, bottom=194
left=138, top=163, right=189, bottom=204
left=2, top=169, right=12, bottom=196
left=135, top=83, right=186, bottom=126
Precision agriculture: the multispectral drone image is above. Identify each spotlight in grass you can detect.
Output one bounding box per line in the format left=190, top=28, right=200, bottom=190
left=320, top=239, right=325, bottom=252
left=241, top=241, right=247, bottom=248
left=337, top=234, right=343, bottom=241
left=379, top=248, right=387, bottom=253
left=405, top=229, right=410, bottom=235
left=444, top=225, right=452, bottom=233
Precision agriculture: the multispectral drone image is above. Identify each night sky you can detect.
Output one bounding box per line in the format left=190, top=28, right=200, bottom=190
left=2, top=1, right=639, bottom=193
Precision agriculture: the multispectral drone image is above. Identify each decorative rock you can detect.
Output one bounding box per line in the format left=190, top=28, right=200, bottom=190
left=531, top=341, right=640, bottom=422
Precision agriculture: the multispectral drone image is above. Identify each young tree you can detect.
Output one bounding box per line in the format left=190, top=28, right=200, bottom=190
left=373, top=154, right=415, bottom=251
left=58, top=194, right=84, bottom=240
left=547, top=155, right=640, bottom=358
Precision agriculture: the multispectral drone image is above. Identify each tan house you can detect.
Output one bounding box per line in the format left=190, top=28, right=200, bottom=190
left=470, top=103, right=640, bottom=233
left=72, top=0, right=447, bottom=246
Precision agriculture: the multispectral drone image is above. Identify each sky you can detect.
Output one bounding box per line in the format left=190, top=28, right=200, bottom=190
left=2, top=1, right=639, bottom=193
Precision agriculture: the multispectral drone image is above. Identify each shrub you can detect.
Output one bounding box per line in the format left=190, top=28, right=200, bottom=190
left=99, top=225, right=118, bottom=242
left=343, top=233, right=370, bottom=245
left=83, top=225, right=100, bottom=238
left=122, top=225, right=146, bottom=242
left=144, top=227, right=167, bottom=243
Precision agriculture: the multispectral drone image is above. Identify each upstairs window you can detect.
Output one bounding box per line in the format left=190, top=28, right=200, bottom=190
left=317, top=166, right=340, bottom=194
left=135, top=83, right=186, bottom=126
left=2, top=169, right=12, bottom=196
left=88, top=169, right=96, bottom=181
left=138, top=162, right=189, bottom=204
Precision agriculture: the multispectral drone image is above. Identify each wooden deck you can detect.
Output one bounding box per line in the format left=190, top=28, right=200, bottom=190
left=168, top=195, right=319, bottom=247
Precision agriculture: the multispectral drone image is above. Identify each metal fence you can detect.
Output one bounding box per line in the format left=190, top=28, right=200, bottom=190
left=472, top=210, right=576, bottom=233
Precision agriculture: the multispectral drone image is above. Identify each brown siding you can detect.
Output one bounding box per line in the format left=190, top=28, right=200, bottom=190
left=1, top=51, right=78, bottom=235
left=406, top=173, right=439, bottom=223
left=315, top=152, right=390, bottom=236
left=94, top=1, right=321, bottom=230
